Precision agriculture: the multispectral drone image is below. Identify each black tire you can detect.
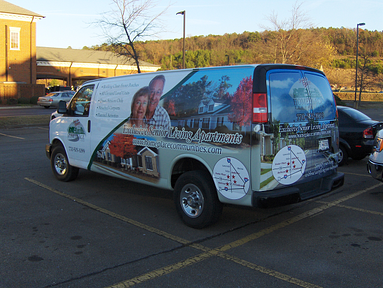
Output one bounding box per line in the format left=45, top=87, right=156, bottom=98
left=174, top=170, right=223, bottom=229
left=50, top=145, right=79, bottom=182
left=338, top=145, right=348, bottom=166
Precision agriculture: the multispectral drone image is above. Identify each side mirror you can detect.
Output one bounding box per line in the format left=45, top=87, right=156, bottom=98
left=57, top=100, right=68, bottom=114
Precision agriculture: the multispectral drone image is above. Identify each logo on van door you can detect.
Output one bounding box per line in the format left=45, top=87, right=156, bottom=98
left=67, top=119, right=86, bottom=142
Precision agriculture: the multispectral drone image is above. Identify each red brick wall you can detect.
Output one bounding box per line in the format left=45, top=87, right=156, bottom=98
left=0, top=19, right=37, bottom=84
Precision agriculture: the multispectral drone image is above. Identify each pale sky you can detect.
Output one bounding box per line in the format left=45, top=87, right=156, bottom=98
left=8, top=0, right=383, bottom=49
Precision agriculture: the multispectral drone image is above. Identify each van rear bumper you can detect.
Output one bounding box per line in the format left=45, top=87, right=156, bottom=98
left=252, top=172, right=344, bottom=208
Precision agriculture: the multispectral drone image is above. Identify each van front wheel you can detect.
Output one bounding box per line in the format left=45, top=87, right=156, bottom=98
left=174, top=170, right=222, bottom=229
left=51, top=145, right=79, bottom=182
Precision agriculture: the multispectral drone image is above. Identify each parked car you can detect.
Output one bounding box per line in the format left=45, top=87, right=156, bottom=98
left=37, top=91, right=75, bottom=108
left=367, top=129, right=383, bottom=181
left=338, top=106, right=383, bottom=165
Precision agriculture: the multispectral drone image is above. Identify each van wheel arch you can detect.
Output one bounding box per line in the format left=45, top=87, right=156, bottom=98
left=50, top=142, right=79, bottom=182
left=171, top=157, right=210, bottom=188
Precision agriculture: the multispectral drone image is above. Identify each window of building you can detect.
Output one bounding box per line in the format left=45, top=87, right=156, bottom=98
left=10, top=27, right=21, bottom=50
left=193, top=118, right=199, bottom=128
left=202, top=118, right=210, bottom=129
left=145, top=156, right=153, bottom=170
left=217, top=117, right=224, bottom=127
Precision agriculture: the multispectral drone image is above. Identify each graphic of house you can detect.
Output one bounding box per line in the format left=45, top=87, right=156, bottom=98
left=136, top=147, right=159, bottom=177
left=97, top=141, right=159, bottom=178
left=175, top=98, right=235, bottom=131
left=97, top=141, right=120, bottom=164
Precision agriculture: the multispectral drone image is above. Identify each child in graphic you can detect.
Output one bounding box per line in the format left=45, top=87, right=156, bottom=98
left=146, top=75, right=171, bottom=130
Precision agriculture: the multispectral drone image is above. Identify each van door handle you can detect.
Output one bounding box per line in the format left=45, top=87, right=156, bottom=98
left=88, top=120, right=91, bottom=133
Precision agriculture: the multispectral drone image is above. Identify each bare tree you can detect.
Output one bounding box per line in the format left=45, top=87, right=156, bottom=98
left=99, top=0, right=168, bottom=73
left=262, top=1, right=333, bottom=68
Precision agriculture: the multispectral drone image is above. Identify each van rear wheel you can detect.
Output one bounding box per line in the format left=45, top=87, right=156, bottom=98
left=174, top=170, right=222, bottom=229
left=51, top=145, right=79, bottom=182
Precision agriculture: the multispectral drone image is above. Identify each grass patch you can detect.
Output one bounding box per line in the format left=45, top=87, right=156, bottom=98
left=0, top=115, right=50, bottom=128
left=261, top=168, right=272, bottom=175
left=260, top=175, right=275, bottom=189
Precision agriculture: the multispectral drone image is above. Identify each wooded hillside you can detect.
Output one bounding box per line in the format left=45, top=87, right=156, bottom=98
left=86, top=28, right=383, bottom=91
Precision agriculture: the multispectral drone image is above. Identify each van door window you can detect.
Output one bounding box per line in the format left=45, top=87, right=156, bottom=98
left=70, top=85, right=95, bottom=116
left=269, top=71, right=301, bottom=123
left=303, top=72, right=336, bottom=120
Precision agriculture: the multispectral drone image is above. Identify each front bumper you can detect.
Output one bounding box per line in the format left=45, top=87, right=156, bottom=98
left=45, top=143, right=52, bottom=159
left=367, top=160, right=383, bottom=181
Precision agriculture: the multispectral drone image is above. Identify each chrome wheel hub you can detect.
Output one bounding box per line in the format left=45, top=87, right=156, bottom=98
left=180, top=184, right=204, bottom=218
left=54, top=153, right=67, bottom=176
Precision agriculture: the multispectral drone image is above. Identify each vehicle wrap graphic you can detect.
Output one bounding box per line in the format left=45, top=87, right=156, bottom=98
left=213, top=157, right=250, bottom=200
left=259, top=70, right=339, bottom=191
left=67, top=119, right=85, bottom=142
left=89, top=67, right=254, bottom=186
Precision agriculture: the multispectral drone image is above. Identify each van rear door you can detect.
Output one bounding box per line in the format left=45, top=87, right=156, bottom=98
left=259, top=67, right=338, bottom=193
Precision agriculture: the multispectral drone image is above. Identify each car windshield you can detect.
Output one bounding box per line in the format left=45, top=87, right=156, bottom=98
left=341, top=107, right=371, bottom=121
left=47, top=93, right=58, bottom=97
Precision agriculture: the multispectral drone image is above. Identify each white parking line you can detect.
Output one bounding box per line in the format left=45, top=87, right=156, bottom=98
left=0, top=132, right=25, bottom=140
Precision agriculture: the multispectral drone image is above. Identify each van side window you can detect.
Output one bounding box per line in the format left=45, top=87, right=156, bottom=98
left=70, top=85, right=95, bottom=116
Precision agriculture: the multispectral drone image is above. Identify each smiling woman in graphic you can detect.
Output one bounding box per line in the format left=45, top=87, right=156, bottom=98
left=128, top=86, right=150, bottom=128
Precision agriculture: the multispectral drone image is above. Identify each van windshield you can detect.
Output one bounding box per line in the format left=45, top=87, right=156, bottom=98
left=269, top=70, right=336, bottom=123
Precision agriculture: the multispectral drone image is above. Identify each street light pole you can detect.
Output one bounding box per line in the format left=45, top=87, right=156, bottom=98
left=354, top=22, right=365, bottom=109
left=176, top=10, right=185, bottom=69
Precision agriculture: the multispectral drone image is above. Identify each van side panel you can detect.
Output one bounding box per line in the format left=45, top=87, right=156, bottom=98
left=88, top=66, right=256, bottom=205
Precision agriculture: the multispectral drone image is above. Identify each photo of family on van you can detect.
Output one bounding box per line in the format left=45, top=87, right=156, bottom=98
left=93, top=74, right=171, bottom=183
left=93, top=68, right=257, bottom=183
left=125, top=75, right=171, bottom=130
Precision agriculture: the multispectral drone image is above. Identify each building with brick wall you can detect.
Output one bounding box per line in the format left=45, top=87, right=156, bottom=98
left=0, top=0, right=45, bottom=102
left=0, top=1, right=160, bottom=103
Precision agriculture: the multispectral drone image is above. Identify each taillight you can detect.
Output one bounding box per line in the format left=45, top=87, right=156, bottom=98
left=253, top=93, right=267, bottom=123
left=363, top=127, right=373, bottom=139
left=49, top=98, right=53, bottom=102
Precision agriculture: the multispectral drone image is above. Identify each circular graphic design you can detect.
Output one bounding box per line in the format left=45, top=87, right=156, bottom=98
left=213, top=157, right=250, bottom=200
left=272, top=145, right=306, bottom=185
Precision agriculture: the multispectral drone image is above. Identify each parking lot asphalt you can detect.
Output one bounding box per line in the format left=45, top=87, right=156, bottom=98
left=1, top=107, right=383, bottom=288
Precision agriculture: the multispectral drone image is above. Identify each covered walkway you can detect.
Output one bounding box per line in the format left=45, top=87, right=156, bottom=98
left=36, top=47, right=160, bottom=87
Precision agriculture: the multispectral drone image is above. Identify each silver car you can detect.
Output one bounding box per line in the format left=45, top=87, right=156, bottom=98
left=367, top=129, right=383, bottom=182
left=37, top=91, right=75, bottom=108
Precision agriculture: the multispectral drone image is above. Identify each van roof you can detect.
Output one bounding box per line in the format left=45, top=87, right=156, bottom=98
left=80, top=64, right=324, bottom=86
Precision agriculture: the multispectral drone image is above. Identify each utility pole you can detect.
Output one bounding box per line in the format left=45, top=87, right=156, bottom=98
left=176, top=11, right=185, bottom=69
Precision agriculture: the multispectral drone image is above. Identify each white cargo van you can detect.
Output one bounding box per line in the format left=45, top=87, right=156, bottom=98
left=46, top=64, right=344, bottom=228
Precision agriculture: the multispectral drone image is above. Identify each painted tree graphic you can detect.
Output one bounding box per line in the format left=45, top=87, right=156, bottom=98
left=109, top=133, right=137, bottom=159
left=163, top=99, right=176, bottom=116
left=228, top=76, right=253, bottom=127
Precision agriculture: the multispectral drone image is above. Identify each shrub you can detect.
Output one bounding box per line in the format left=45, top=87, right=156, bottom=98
left=334, top=94, right=346, bottom=105
left=6, top=98, right=18, bottom=105
left=18, top=97, right=30, bottom=104
left=30, top=96, right=39, bottom=105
